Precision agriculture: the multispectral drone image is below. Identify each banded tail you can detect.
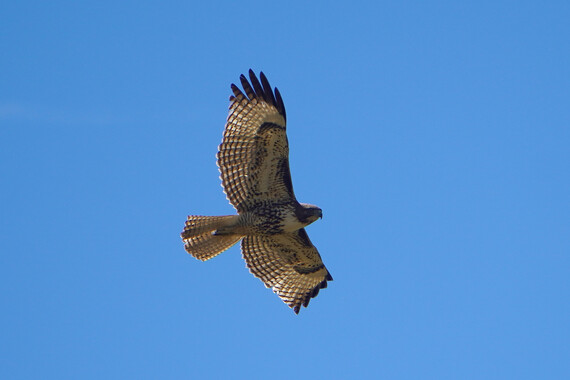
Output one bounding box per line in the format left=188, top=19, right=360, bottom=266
left=181, top=215, right=242, bottom=261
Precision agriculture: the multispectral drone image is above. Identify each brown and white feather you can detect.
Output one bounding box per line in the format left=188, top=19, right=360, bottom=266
left=241, top=228, right=332, bottom=314
left=217, top=71, right=293, bottom=213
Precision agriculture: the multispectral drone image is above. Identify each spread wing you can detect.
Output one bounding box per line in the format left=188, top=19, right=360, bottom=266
left=217, top=69, right=295, bottom=213
left=241, top=228, right=333, bottom=314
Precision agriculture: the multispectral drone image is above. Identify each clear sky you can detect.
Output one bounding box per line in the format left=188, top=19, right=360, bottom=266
left=2, top=1, right=569, bottom=379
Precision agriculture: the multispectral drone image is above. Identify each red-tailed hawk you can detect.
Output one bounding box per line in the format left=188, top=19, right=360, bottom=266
left=182, top=70, right=332, bottom=314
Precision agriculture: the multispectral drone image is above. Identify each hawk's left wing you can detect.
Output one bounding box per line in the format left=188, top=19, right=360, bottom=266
left=241, top=228, right=333, bottom=314
left=217, top=70, right=294, bottom=213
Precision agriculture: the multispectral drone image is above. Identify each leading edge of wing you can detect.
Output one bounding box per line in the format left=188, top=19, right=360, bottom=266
left=229, top=69, right=287, bottom=123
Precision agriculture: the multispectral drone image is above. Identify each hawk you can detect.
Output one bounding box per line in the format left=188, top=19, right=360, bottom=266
left=181, top=70, right=332, bottom=314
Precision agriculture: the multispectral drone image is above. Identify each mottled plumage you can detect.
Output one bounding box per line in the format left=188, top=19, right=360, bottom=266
left=182, top=70, right=331, bottom=314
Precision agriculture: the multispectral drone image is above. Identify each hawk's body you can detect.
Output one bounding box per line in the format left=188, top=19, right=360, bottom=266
left=182, top=70, right=331, bottom=314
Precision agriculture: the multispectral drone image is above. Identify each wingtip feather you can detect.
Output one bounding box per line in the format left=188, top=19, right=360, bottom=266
left=230, top=83, right=244, bottom=98
left=231, top=70, right=286, bottom=121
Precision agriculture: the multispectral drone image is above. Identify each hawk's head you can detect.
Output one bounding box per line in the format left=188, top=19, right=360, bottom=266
left=298, top=203, right=322, bottom=224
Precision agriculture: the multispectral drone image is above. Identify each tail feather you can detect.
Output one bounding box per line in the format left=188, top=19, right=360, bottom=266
left=181, top=215, right=242, bottom=261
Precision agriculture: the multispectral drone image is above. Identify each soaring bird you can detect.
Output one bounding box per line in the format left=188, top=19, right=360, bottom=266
left=181, top=70, right=332, bottom=314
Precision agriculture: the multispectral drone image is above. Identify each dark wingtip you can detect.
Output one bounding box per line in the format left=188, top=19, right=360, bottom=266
left=239, top=74, right=255, bottom=100
left=274, top=88, right=286, bottom=121
left=248, top=70, right=265, bottom=101
left=294, top=272, right=333, bottom=313
left=259, top=71, right=277, bottom=106
left=230, top=83, right=244, bottom=98
left=233, top=69, right=286, bottom=121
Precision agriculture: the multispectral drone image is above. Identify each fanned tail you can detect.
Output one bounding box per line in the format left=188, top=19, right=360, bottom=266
left=181, top=215, right=242, bottom=261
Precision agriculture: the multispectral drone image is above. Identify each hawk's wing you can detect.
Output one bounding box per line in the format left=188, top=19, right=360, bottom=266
left=217, top=70, right=294, bottom=212
left=241, top=228, right=333, bottom=314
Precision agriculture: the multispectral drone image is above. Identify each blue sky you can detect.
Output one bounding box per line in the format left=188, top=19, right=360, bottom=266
left=2, top=1, right=569, bottom=379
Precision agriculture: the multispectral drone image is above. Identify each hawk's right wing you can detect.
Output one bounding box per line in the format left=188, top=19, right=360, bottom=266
left=241, top=228, right=333, bottom=314
left=217, top=70, right=295, bottom=213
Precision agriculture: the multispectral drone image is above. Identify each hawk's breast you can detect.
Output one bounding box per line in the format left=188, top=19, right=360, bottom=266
left=281, top=213, right=307, bottom=232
